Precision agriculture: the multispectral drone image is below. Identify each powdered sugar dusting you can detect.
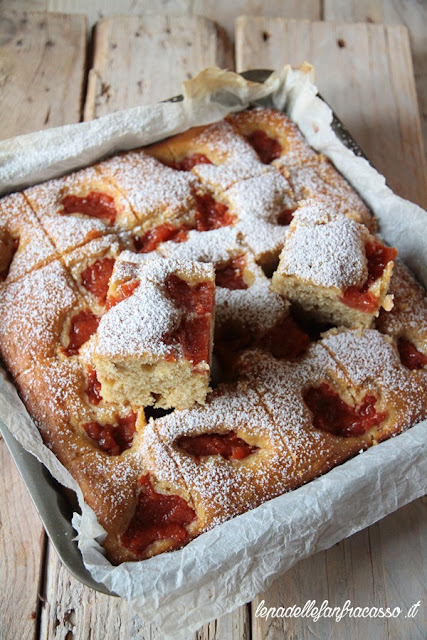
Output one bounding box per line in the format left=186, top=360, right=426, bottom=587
left=322, top=328, right=420, bottom=393
left=158, top=227, right=242, bottom=264
left=151, top=383, right=296, bottom=528
left=216, top=276, right=288, bottom=335
left=0, top=191, right=59, bottom=281
left=287, top=162, right=371, bottom=224
left=24, top=178, right=109, bottom=253
left=0, top=106, right=423, bottom=566
left=98, top=151, right=197, bottom=221
left=195, top=120, right=261, bottom=165
left=95, top=256, right=214, bottom=359
left=226, top=170, right=295, bottom=260
left=0, top=260, right=79, bottom=360
left=277, top=203, right=369, bottom=289
left=376, top=259, right=427, bottom=342
left=194, top=161, right=270, bottom=192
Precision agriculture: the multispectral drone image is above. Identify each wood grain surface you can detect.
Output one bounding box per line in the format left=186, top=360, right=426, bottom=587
left=0, top=10, right=87, bottom=140
left=0, top=443, right=46, bottom=640
left=235, top=17, right=426, bottom=208
left=324, top=0, right=427, bottom=154
left=9, top=0, right=322, bottom=36
left=84, top=14, right=234, bottom=119
left=251, top=499, right=426, bottom=640
left=0, top=3, right=426, bottom=640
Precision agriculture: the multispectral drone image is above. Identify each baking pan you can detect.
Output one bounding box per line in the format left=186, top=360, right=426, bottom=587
left=0, top=69, right=370, bottom=595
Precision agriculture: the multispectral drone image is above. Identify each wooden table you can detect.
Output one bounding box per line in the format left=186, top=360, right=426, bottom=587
left=0, top=3, right=426, bottom=639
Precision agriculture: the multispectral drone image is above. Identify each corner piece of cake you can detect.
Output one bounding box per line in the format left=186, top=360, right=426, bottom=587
left=91, top=252, right=215, bottom=410
left=271, top=202, right=397, bottom=328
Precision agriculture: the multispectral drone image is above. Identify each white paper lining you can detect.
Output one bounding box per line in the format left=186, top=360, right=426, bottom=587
left=0, top=65, right=426, bottom=639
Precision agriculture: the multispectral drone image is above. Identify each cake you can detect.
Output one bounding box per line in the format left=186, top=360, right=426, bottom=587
left=271, top=203, right=396, bottom=327
left=0, top=107, right=426, bottom=565
left=92, top=253, right=215, bottom=410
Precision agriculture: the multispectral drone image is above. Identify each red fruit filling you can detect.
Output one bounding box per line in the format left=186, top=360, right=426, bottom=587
left=86, top=366, right=102, bottom=405
left=247, top=129, right=282, bottom=164
left=177, top=431, right=258, bottom=462
left=81, top=257, right=115, bottom=305
left=83, top=412, right=137, bottom=456
left=215, top=256, right=248, bottom=290
left=63, top=310, right=100, bottom=356
left=61, top=192, right=117, bottom=224
left=134, top=223, right=190, bottom=253
left=398, top=337, right=427, bottom=370
left=340, top=241, right=397, bottom=313
left=171, top=153, right=212, bottom=171
left=164, top=274, right=215, bottom=366
left=121, top=473, right=196, bottom=557
left=304, top=383, right=386, bottom=437
left=195, top=194, right=234, bottom=231
left=105, top=280, right=140, bottom=311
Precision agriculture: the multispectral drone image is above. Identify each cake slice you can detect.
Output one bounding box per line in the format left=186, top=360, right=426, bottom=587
left=92, top=253, right=215, bottom=410
left=271, top=202, right=397, bottom=328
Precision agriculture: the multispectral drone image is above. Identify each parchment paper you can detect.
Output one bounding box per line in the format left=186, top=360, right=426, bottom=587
left=0, top=65, right=426, bottom=639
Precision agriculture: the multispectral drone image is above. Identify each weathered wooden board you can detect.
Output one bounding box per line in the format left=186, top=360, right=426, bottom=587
left=0, top=11, right=87, bottom=140
left=236, top=17, right=426, bottom=208
left=251, top=498, right=426, bottom=640
left=45, top=0, right=322, bottom=38
left=84, top=14, right=234, bottom=119
left=0, top=440, right=45, bottom=640
left=39, top=543, right=251, bottom=640
left=324, top=0, right=427, bottom=155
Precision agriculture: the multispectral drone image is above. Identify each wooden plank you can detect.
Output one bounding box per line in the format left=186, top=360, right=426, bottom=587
left=376, top=497, right=427, bottom=640
left=235, top=17, right=427, bottom=208
left=0, top=10, right=87, bottom=141
left=251, top=497, right=426, bottom=640
left=197, top=606, right=251, bottom=640
left=324, top=0, right=427, bottom=166
left=39, top=544, right=250, bottom=640
left=83, top=15, right=234, bottom=120
left=0, top=440, right=45, bottom=640
left=48, top=0, right=193, bottom=34
left=46, top=0, right=320, bottom=38
left=323, top=0, right=384, bottom=23
left=11, top=0, right=427, bottom=156
left=2, top=0, right=48, bottom=10
left=39, top=545, right=159, bottom=640
left=191, top=0, right=321, bottom=41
